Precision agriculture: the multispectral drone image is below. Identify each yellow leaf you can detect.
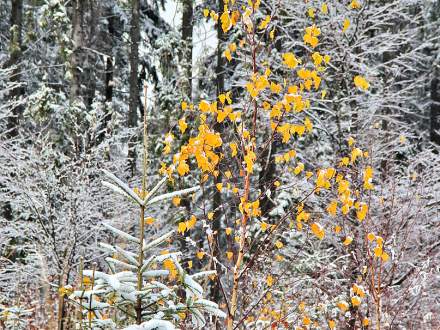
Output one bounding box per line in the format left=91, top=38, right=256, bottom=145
left=294, top=162, right=304, bottom=175
left=224, top=48, right=232, bottom=62
left=225, top=227, right=232, bottom=235
left=303, top=316, right=311, bottom=326
left=270, top=29, right=275, bottom=40
left=244, top=149, right=256, bottom=173
left=216, top=183, right=223, bottom=192
left=181, top=101, right=188, bottom=110
left=343, top=236, right=353, bottom=246
left=340, top=157, right=349, bottom=166
left=351, top=296, right=361, bottom=307
left=203, top=9, right=209, bottom=17
left=356, top=202, right=368, bottom=221
left=328, top=320, right=336, bottom=329
left=321, top=3, right=328, bottom=14
left=199, top=100, right=211, bottom=112
left=304, top=117, right=313, bottom=133
left=58, top=286, right=73, bottom=297
left=197, top=251, right=205, bottom=259
left=363, top=166, right=374, bottom=190
left=228, top=43, right=237, bottom=52
left=186, top=215, right=197, bottom=230
left=311, top=222, right=325, bottom=240
left=342, top=18, right=350, bottom=32
left=354, top=75, right=369, bottom=91
left=337, top=301, right=349, bottom=312
left=374, top=246, right=383, bottom=258
left=353, top=283, right=365, bottom=297
left=348, top=136, right=355, bottom=146
left=226, top=251, right=233, bottom=260
left=270, top=81, right=282, bottom=94
left=144, top=217, right=155, bottom=225
left=350, top=0, right=361, bottom=9
left=258, top=15, right=271, bottom=30
left=178, top=222, right=187, bottom=234
left=275, top=240, right=284, bottom=249
left=230, top=142, right=238, bottom=157
left=266, top=274, right=273, bottom=287
left=362, top=318, right=369, bottom=326
left=311, top=52, right=322, bottom=66
left=177, top=160, right=189, bottom=176
left=282, top=52, right=301, bottom=69
left=367, top=232, right=375, bottom=242
left=273, top=254, right=283, bottom=262
left=327, top=200, right=338, bottom=216
left=178, top=117, right=187, bottom=134
left=163, top=258, right=177, bottom=279
left=220, top=10, right=232, bottom=33
left=172, top=196, right=181, bottom=207
left=351, top=147, right=363, bottom=163
left=376, top=236, right=384, bottom=248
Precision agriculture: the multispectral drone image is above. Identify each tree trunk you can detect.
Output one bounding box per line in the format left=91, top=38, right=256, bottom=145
left=210, top=0, right=225, bottom=312
left=128, top=0, right=140, bottom=176
left=258, top=142, right=275, bottom=215
left=84, top=1, right=97, bottom=110
left=431, top=73, right=440, bottom=146
left=70, top=0, right=85, bottom=104
left=98, top=8, right=115, bottom=145
left=181, top=0, right=193, bottom=98
left=7, top=0, right=24, bottom=138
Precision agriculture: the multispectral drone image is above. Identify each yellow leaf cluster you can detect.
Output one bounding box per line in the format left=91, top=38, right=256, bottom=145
left=304, top=25, right=320, bottom=48
left=311, top=222, right=325, bottom=240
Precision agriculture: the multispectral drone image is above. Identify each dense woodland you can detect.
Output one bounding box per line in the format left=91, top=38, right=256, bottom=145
left=0, top=0, right=439, bottom=329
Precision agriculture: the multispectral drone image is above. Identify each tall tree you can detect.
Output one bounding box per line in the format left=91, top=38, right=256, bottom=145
left=181, top=0, right=193, bottom=98
left=98, top=5, right=116, bottom=145
left=128, top=0, right=140, bottom=176
left=7, top=0, right=24, bottom=138
left=430, top=2, right=440, bottom=145
left=70, top=0, right=85, bottom=104
left=210, top=0, right=225, bottom=308
left=431, top=72, right=440, bottom=145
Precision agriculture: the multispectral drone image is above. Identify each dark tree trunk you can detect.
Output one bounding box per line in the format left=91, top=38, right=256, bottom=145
left=98, top=8, right=115, bottom=145
left=181, top=0, right=193, bottom=98
left=258, top=142, right=275, bottom=215
left=7, top=0, right=24, bottom=138
left=210, top=0, right=225, bottom=312
left=128, top=0, right=140, bottom=177
left=431, top=74, right=440, bottom=146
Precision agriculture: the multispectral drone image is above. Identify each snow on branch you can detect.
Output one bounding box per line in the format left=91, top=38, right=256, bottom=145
left=102, top=222, right=140, bottom=244
left=145, top=185, right=200, bottom=207
left=102, top=169, right=144, bottom=206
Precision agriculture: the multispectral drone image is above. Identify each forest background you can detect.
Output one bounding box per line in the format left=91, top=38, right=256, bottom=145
left=0, top=0, right=439, bottom=329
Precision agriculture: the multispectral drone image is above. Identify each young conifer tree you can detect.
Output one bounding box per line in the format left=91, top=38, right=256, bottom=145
left=61, top=85, right=226, bottom=329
